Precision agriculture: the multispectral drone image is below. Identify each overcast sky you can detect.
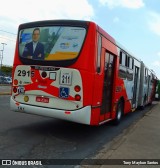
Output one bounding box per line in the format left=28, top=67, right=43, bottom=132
left=0, top=0, right=160, bottom=78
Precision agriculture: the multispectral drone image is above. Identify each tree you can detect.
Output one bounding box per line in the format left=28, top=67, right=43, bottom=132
left=0, top=65, right=13, bottom=76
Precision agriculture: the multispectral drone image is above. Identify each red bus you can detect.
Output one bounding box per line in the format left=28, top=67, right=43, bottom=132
left=10, top=20, right=156, bottom=125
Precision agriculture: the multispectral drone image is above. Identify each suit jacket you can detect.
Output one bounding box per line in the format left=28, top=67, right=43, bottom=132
left=22, top=41, right=44, bottom=60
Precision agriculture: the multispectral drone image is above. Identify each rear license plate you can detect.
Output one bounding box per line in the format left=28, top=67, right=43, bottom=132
left=36, top=96, right=49, bottom=103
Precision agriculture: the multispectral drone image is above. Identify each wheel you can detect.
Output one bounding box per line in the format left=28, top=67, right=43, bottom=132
left=113, top=100, right=123, bottom=125
left=148, top=101, right=152, bottom=106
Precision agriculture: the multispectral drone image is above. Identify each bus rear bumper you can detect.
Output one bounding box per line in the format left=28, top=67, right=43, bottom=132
left=10, top=97, right=91, bottom=125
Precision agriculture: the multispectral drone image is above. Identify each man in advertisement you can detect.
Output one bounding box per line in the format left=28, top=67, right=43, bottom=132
left=22, top=28, right=44, bottom=60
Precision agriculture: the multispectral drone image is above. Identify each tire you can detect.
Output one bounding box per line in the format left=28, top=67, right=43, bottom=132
left=148, top=101, right=152, bottom=106
left=113, top=100, right=123, bottom=125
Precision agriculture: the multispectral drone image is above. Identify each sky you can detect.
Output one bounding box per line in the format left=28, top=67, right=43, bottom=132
left=0, top=0, right=160, bottom=78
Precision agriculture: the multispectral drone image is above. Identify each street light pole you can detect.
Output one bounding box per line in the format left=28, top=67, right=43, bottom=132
left=1, top=42, right=7, bottom=51
left=0, top=43, right=7, bottom=74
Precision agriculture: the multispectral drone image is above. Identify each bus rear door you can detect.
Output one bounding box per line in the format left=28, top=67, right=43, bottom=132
left=101, top=52, right=115, bottom=115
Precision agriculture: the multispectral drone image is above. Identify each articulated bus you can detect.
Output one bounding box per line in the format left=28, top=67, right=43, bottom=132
left=10, top=20, right=157, bottom=125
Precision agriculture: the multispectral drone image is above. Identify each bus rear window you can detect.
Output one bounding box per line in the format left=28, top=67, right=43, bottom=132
left=19, top=26, right=86, bottom=64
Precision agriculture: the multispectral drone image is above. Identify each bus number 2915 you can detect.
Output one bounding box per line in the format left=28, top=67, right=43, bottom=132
left=17, top=70, right=34, bottom=77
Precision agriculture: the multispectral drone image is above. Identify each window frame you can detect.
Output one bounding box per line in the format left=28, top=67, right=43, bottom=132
left=97, top=34, right=102, bottom=73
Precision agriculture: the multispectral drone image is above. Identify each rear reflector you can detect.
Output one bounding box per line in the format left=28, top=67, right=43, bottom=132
left=13, top=87, right=17, bottom=93
left=74, top=85, right=81, bottom=92
left=24, top=96, right=29, bottom=102
left=15, top=102, right=20, bottom=106
left=65, top=111, right=71, bottom=115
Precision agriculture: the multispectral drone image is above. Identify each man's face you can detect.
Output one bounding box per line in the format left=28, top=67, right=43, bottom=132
left=32, top=30, right=40, bottom=42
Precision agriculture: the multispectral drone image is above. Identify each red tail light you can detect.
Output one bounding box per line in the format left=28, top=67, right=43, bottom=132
left=13, top=87, right=17, bottom=93
left=74, top=85, right=81, bottom=92
left=14, top=79, right=18, bottom=85
left=75, top=94, right=81, bottom=101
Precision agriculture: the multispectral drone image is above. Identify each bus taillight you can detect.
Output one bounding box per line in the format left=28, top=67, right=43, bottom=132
left=13, top=87, right=17, bottom=93
left=14, top=79, right=18, bottom=85
left=74, top=85, right=81, bottom=92
left=75, top=94, right=81, bottom=101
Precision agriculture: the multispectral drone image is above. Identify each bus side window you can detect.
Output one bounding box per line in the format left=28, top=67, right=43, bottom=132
left=127, top=56, right=133, bottom=81
left=125, top=55, right=128, bottom=67
left=121, top=52, right=126, bottom=66
left=132, top=59, right=134, bottom=69
left=119, top=51, right=122, bottom=64
left=145, top=68, right=148, bottom=83
left=119, top=51, right=127, bottom=79
left=126, top=56, right=134, bottom=69
left=129, top=57, right=132, bottom=69
left=97, top=35, right=102, bottom=73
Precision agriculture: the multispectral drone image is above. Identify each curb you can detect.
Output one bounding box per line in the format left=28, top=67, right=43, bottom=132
left=81, top=102, right=159, bottom=167
left=0, top=84, right=11, bottom=86
left=0, top=85, right=11, bottom=95
left=0, top=92, right=11, bottom=95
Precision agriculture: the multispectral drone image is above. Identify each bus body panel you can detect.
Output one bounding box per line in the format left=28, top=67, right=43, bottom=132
left=10, top=20, right=158, bottom=125
left=10, top=97, right=91, bottom=125
left=12, top=65, right=84, bottom=110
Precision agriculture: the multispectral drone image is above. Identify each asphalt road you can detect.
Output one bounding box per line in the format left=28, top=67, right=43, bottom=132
left=0, top=95, right=155, bottom=168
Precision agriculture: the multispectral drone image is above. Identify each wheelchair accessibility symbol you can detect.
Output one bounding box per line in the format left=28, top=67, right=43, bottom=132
left=59, top=87, right=69, bottom=98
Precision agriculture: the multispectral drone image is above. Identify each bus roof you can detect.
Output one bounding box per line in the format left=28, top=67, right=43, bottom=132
left=19, top=20, right=90, bottom=29
left=19, top=19, right=141, bottom=62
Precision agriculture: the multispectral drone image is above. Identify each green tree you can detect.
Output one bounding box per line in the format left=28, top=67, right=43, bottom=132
left=1, top=65, right=13, bottom=76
